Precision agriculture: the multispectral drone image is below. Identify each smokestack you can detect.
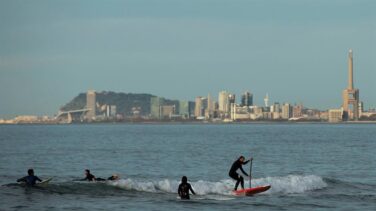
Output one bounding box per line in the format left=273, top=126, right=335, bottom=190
left=348, top=49, right=353, bottom=89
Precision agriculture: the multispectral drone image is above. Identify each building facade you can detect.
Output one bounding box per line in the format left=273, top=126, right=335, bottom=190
left=179, top=101, right=190, bottom=118
left=241, top=91, right=253, bottom=107
left=194, top=96, right=207, bottom=118
left=150, top=97, right=165, bottom=119
left=86, top=90, right=96, bottom=120
left=281, top=103, right=292, bottom=119
left=329, top=108, right=343, bottom=122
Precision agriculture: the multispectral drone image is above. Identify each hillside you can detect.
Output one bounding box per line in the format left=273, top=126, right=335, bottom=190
left=60, top=91, right=180, bottom=116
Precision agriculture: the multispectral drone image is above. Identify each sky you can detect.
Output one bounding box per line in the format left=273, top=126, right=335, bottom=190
left=0, top=0, right=375, bottom=118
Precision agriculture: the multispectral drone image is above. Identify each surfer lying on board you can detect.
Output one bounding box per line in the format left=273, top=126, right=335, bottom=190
left=229, top=156, right=252, bottom=191
left=17, top=169, right=42, bottom=186
left=81, top=169, right=106, bottom=181
left=178, top=176, right=196, bottom=200
left=107, top=174, right=120, bottom=181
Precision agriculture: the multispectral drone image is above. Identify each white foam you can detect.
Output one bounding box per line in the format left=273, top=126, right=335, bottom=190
left=109, top=175, right=327, bottom=196
left=251, top=175, right=327, bottom=194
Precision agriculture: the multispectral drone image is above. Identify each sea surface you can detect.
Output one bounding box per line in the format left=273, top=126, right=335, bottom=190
left=0, top=123, right=375, bottom=210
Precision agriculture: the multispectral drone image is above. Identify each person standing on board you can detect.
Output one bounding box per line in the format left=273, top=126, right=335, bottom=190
left=17, top=169, right=42, bottom=186
left=178, top=176, right=196, bottom=200
left=228, top=156, right=252, bottom=191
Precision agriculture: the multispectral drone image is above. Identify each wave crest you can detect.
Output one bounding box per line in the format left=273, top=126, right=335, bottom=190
left=109, top=174, right=327, bottom=195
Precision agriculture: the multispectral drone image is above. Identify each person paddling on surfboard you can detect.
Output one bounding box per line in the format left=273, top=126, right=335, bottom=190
left=81, top=169, right=106, bottom=181
left=107, top=174, right=120, bottom=181
left=178, top=176, right=196, bottom=200
left=17, top=169, right=42, bottom=186
left=81, top=169, right=96, bottom=181
left=229, top=156, right=252, bottom=191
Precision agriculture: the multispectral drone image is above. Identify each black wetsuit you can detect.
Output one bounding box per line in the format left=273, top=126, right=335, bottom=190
left=178, top=182, right=195, bottom=199
left=17, top=175, right=42, bottom=186
left=83, top=173, right=96, bottom=181
left=82, top=173, right=106, bottom=181
left=229, top=159, right=249, bottom=190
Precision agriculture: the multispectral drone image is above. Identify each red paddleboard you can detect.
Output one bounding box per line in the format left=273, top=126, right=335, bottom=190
left=232, top=185, right=271, bottom=196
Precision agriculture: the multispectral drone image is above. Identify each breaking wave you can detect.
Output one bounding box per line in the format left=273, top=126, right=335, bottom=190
left=4, top=174, right=327, bottom=199
left=109, top=174, right=327, bottom=195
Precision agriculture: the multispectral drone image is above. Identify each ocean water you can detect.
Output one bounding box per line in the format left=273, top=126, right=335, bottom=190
left=0, top=123, right=375, bottom=210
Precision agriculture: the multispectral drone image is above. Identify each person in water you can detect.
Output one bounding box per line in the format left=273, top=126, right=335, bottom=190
left=229, top=156, right=252, bottom=191
left=82, top=169, right=96, bottom=181
left=81, top=169, right=106, bottom=181
left=17, top=169, right=42, bottom=186
left=107, top=174, right=120, bottom=181
left=178, top=176, right=196, bottom=200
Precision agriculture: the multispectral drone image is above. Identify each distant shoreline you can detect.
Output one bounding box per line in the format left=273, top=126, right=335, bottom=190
left=1, top=120, right=375, bottom=126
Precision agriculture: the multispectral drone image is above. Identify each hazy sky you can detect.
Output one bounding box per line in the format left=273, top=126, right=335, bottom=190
left=0, top=0, right=375, bottom=118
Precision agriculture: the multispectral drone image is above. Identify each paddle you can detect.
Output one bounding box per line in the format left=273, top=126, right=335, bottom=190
left=249, top=158, right=253, bottom=188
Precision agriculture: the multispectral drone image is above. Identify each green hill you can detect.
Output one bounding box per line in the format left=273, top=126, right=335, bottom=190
left=60, top=91, right=180, bottom=116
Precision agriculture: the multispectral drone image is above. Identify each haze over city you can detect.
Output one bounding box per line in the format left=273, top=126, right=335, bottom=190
left=2, top=2, right=376, bottom=211
left=0, top=0, right=375, bottom=118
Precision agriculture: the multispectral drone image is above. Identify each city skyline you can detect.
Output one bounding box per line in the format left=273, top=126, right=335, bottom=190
left=1, top=0, right=375, bottom=118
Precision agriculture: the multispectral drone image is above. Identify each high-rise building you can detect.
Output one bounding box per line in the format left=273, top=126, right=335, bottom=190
left=359, top=101, right=364, bottom=118
left=161, top=105, right=175, bottom=118
left=293, top=104, right=303, bottom=118
left=342, top=49, right=360, bottom=120
left=271, top=102, right=281, bottom=119
left=195, top=96, right=206, bottom=118
left=264, top=93, right=269, bottom=107
left=189, top=101, right=195, bottom=118
left=86, top=90, right=96, bottom=120
left=110, top=105, right=117, bottom=116
left=271, top=102, right=281, bottom=113
left=218, top=91, right=230, bottom=113
left=281, top=103, right=292, bottom=119
left=229, top=94, right=236, bottom=105
left=206, top=94, right=214, bottom=119
left=106, top=105, right=117, bottom=117
left=179, top=101, right=190, bottom=118
left=241, top=91, right=253, bottom=107
left=150, top=97, right=164, bottom=119
left=218, top=91, right=234, bottom=118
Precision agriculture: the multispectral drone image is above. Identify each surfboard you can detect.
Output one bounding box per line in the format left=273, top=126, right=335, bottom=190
left=36, top=177, right=53, bottom=187
left=232, top=185, right=271, bottom=196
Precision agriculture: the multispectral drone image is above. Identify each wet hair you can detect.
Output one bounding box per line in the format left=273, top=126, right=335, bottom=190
left=27, top=169, right=34, bottom=176
left=238, top=156, right=245, bottom=160
left=85, top=169, right=90, bottom=173
left=181, top=176, right=187, bottom=183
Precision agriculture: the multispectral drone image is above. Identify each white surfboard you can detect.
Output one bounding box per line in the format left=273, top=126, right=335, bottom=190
left=36, top=177, right=53, bottom=187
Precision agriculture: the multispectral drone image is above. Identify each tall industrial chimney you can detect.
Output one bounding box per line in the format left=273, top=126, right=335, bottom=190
left=348, top=49, right=353, bottom=89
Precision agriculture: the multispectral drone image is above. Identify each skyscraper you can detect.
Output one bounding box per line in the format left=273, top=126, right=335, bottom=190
left=241, top=91, right=253, bottom=107
left=218, top=91, right=233, bottom=118
left=281, top=103, right=292, bottom=119
left=342, top=49, right=360, bottom=120
left=293, top=104, right=303, bottom=118
left=195, top=96, right=206, bottom=118
left=179, top=101, right=190, bottom=118
left=195, top=97, right=204, bottom=118
left=206, top=93, right=214, bottom=119
left=218, top=91, right=230, bottom=113
left=264, top=93, right=269, bottom=107
left=106, top=105, right=117, bottom=117
left=86, top=90, right=96, bottom=120
left=229, top=94, right=236, bottom=105
left=150, top=97, right=164, bottom=119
